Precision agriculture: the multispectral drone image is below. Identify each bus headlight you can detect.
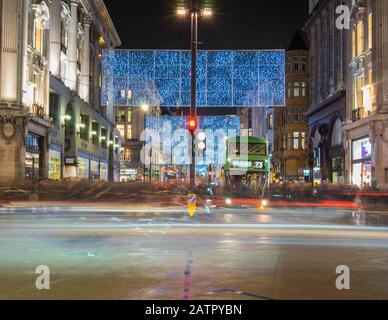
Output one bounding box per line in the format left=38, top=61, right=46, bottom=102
left=261, top=199, right=268, bottom=207
left=225, top=198, right=232, bottom=206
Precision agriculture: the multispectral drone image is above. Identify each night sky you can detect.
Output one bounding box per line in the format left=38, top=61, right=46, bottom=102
left=104, top=0, right=310, bottom=50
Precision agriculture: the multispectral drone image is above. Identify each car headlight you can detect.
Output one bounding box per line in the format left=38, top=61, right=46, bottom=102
left=225, top=198, right=232, bottom=205
left=261, top=199, right=268, bottom=207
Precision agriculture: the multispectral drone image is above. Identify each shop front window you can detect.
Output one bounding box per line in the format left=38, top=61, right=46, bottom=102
left=48, top=149, right=62, bottom=180
left=77, top=157, right=89, bottom=179
left=25, top=153, right=40, bottom=180
left=25, top=133, right=42, bottom=180
left=100, top=162, right=108, bottom=181
left=332, top=157, right=344, bottom=185
left=90, top=160, right=99, bottom=180
left=352, top=138, right=372, bottom=188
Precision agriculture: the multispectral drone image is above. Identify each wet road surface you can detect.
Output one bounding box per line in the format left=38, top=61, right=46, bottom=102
left=1, top=205, right=388, bottom=300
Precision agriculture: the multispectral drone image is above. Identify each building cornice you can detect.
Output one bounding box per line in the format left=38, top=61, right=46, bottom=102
left=93, top=0, right=121, bottom=48
left=80, top=0, right=121, bottom=48
left=307, top=90, right=346, bottom=118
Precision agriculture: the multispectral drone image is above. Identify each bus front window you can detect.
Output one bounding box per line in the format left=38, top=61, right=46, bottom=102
left=228, top=142, right=267, bottom=157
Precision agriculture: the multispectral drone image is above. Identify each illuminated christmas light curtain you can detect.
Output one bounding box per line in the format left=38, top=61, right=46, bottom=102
left=102, top=50, right=285, bottom=107
left=145, top=115, right=241, bottom=167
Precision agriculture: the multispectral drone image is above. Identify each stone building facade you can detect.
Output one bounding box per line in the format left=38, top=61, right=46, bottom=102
left=0, top=0, right=121, bottom=183
left=242, top=34, right=310, bottom=184
left=273, top=31, right=310, bottom=182
left=116, top=106, right=161, bottom=182
left=304, top=0, right=347, bottom=185
left=343, top=0, right=388, bottom=189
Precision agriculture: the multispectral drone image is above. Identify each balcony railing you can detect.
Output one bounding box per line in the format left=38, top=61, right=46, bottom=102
left=352, top=107, right=365, bottom=122
left=32, top=103, right=45, bottom=118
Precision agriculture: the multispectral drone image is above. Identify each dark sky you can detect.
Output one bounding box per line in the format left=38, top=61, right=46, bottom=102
left=104, top=0, right=309, bottom=50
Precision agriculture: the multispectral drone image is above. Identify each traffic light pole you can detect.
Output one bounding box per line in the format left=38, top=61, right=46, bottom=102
left=189, top=0, right=198, bottom=187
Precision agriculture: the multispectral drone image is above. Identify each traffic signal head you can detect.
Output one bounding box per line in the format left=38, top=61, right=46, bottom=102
left=187, top=116, right=198, bottom=131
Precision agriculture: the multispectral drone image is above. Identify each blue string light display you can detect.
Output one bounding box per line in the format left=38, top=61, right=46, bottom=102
left=102, top=50, right=285, bottom=107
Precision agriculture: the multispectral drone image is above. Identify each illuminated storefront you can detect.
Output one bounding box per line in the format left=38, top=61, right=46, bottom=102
left=77, top=156, right=89, bottom=180
left=90, top=160, right=100, bottom=180
left=312, top=129, right=322, bottom=186
left=120, top=168, right=138, bottom=182
left=351, top=137, right=372, bottom=188
left=48, top=148, right=62, bottom=181
left=331, top=156, right=344, bottom=185
left=100, top=162, right=108, bottom=181
left=25, top=133, right=42, bottom=180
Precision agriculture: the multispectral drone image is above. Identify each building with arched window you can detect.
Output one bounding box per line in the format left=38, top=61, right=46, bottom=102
left=330, top=117, right=345, bottom=184
left=342, top=0, right=388, bottom=189
left=304, top=0, right=347, bottom=185
left=0, top=0, right=121, bottom=183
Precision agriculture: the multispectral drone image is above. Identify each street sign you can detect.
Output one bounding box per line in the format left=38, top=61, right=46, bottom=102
left=187, top=194, right=197, bottom=217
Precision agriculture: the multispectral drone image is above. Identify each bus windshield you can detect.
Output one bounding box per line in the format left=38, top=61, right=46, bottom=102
left=228, top=142, right=267, bottom=157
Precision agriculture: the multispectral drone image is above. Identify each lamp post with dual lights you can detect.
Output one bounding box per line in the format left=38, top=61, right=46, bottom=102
left=177, top=0, right=213, bottom=186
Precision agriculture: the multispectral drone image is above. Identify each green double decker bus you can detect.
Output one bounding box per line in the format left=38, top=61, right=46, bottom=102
left=224, top=137, right=270, bottom=197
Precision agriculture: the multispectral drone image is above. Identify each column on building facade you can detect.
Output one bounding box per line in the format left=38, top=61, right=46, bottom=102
left=378, top=0, right=388, bottom=111
left=322, top=11, right=328, bottom=100
left=0, top=0, right=33, bottom=183
left=1, top=0, right=25, bottom=104
left=328, top=2, right=335, bottom=94
left=80, top=15, right=92, bottom=103
left=92, top=38, right=101, bottom=110
left=20, top=0, right=30, bottom=107
left=49, top=0, right=62, bottom=77
left=66, top=0, right=79, bottom=91
left=376, top=0, right=388, bottom=187
left=315, top=19, right=322, bottom=104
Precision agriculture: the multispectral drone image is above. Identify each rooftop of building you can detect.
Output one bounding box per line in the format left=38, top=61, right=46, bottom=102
left=288, top=30, right=308, bottom=51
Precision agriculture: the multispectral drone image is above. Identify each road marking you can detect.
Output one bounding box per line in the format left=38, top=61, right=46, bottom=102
left=206, top=289, right=274, bottom=300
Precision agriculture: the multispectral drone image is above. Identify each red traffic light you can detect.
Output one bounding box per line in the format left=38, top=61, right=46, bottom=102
left=187, top=116, right=198, bottom=131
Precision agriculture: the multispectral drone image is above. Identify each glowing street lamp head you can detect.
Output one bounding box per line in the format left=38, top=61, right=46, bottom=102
left=141, top=103, right=150, bottom=112
left=202, top=8, right=213, bottom=16
left=177, top=7, right=187, bottom=15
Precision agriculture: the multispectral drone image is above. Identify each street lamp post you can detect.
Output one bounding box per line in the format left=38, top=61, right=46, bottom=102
left=178, top=0, right=212, bottom=187
left=142, top=103, right=150, bottom=183
left=189, top=1, right=198, bottom=187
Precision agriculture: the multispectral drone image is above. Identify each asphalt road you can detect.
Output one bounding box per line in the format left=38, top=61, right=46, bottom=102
left=1, top=205, right=388, bottom=300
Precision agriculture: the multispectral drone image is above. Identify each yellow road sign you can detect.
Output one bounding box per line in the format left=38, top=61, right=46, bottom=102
left=188, top=194, right=197, bottom=217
